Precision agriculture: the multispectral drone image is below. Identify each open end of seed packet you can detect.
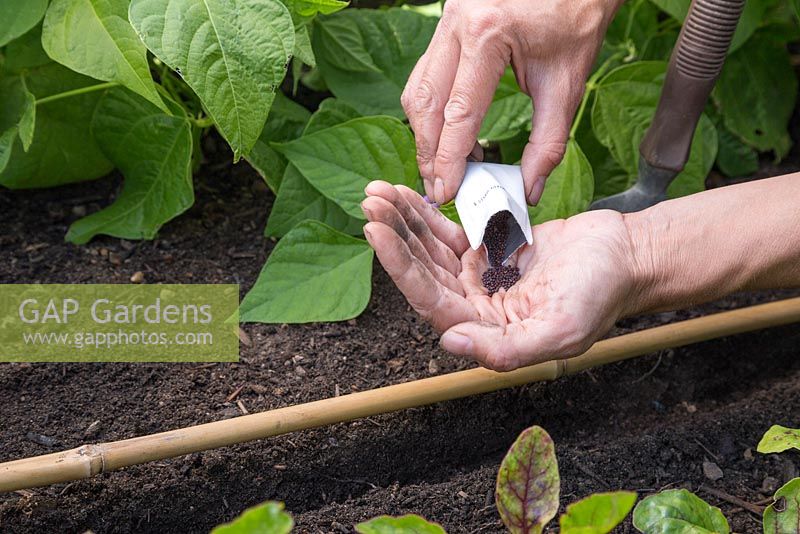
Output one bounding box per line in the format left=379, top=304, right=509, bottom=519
left=454, top=163, right=533, bottom=266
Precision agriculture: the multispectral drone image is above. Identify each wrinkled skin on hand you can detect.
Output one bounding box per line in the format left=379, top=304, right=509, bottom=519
left=402, top=0, right=621, bottom=205
left=361, top=181, right=639, bottom=371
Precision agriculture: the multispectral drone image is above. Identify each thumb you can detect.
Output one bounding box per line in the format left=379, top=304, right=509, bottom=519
left=440, top=321, right=539, bottom=372
left=520, top=88, right=580, bottom=205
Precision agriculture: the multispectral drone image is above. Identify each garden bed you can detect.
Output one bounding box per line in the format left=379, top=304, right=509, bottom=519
left=1, top=142, right=800, bottom=533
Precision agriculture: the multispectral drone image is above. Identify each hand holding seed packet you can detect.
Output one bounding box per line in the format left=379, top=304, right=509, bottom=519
left=361, top=179, right=636, bottom=371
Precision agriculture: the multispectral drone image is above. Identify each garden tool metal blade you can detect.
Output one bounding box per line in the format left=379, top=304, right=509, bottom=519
left=589, top=0, right=746, bottom=213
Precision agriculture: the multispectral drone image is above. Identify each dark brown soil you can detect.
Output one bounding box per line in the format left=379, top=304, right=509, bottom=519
left=1, top=135, right=800, bottom=534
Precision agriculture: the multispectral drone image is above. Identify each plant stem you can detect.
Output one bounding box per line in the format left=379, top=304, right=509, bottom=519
left=35, top=82, right=119, bottom=106
left=569, top=51, right=625, bottom=139
left=191, top=116, right=215, bottom=128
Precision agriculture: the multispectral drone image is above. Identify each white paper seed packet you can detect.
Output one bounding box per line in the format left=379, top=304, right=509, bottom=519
left=454, top=163, right=533, bottom=266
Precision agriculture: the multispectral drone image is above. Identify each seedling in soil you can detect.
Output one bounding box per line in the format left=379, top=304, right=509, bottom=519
left=481, top=211, right=521, bottom=296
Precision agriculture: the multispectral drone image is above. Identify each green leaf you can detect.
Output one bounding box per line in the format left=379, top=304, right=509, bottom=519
left=479, top=69, right=532, bottom=142
left=632, top=489, right=730, bottom=534
left=0, top=28, right=113, bottom=189
left=793, top=0, right=800, bottom=23
left=313, top=8, right=437, bottom=118
left=246, top=92, right=311, bottom=192
left=288, top=0, right=348, bottom=17
left=757, top=425, right=800, bottom=454
left=560, top=492, right=638, bottom=534
left=496, top=426, right=560, bottom=534
left=0, top=75, right=36, bottom=173
left=304, top=97, right=360, bottom=135
left=273, top=116, right=419, bottom=219
left=211, top=501, right=293, bottom=534
left=41, top=0, right=166, bottom=111
left=592, top=61, right=717, bottom=199
left=715, top=123, right=758, bottom=178
left=438, top=201, right=460, bottom=224
left=240, top=220, right=373, bottom=323
left=2, top=24, right=52, bottom=73
left=66, top=88, right=193, bottom=244
left=530, top=139, right=594, bottom=224
left=266, top=164, right=362, bottom=237
left=0, top=0, right=47, bottom=47
left=129, top=0, right=295, bottom=160
left=715, top=30, right=797, bottom=158
left=356, top=515, right=446, bottom=534
left=763, top=478, right=800, bottom=534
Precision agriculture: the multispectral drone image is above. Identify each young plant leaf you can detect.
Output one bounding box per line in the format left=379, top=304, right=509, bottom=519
left=355, top=514, right=446, bottom=534
left=313, top=8, right=437, bottom=117
left=715, top=30, right=797, bottom=159
left=211, top=501, right=293, bottom=534
left=273, top=116, right=419, bottom=219
left=0, top=27, right=113, bottom=189
left=530, top=139, right=594, bottom=224
left=757, top=425, right=800, bottom=454
left=632, top=489, right=730, bottom=534
left=304, top=98, right=361, bottom=135
left=41, top=0, right=166, bottom=111
left=0, top=0, right=48, bottom=47
left=240, top=220, right=373, bottom=323
left=715, top=123, right=758, bottom=178
left=67, top=88, right=193, bottom=244
left=129, top=0, right=295, bottom=160
left=0, top=76, right=36, bottom=173
left=496, top=425, right=560, bottom=534
left=265, top=164, right=362, bottom=237
left=479, top=69, right=532, bottom=143
left=560, top=491, right=638, bottom=534
left=592, top=61, right=717, bottom=199
left=247, top=92, right=312, bottom=192
left=763, top=478, right=800, bottom=534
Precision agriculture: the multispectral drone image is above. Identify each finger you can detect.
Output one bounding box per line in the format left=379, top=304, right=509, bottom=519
left=440, top=319, right=562, bottom=371
left=468, top=142, right=484, bottom=162
left=364, top=222, right=479, bottom=332
left=433, top=44, right=506, bottom=204
left=366, top=181, right=462, bottom=275
left=396, top=185, right=471, bottom=256
left=521, top=81, right=583, bottom=205
left=401, top=21, right=460, bottom=189
left=361, top=196, right=463, bottom=295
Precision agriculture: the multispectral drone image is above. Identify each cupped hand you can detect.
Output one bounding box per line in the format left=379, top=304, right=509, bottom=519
left=361, top=181, right=641, bottom=371
left=403, top=0, right=621, bottom=205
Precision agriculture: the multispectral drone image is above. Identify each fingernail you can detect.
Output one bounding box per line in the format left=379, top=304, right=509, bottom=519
left=360, top=202, right=373, bottom=219
left=528, top=178, right=546, bottom=206
left=363, top=225, right=374, bottom=241
left=434, top=178, right=445, bottom=204
left=440, top=331, right=472, bottom=354
left=422, top=195, right=440, bottom=208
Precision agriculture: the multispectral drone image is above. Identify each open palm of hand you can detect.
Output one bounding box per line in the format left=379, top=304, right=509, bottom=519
left=361, top=181, right=640, bottom=371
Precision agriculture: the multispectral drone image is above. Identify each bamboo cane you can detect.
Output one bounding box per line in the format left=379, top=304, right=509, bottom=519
left=2, top=296, right=800, bottom=493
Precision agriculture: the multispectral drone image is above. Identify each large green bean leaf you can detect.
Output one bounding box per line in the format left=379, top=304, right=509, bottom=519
left=313, top=8, right=436, bottom=117
left=633, top=489, right=730, bottom=533
left=42, top=0, right=165, bottom=111
left=0, top=0, right=48, bottom=47
left=530, top=139, right=594, bottom=224
left=758, top=425, right=800, bottom=454
left=479, top=69, right=532, bottom=143
left=496, top=426, right=560, bottom=534
left=240, top=220, right=373, bottom=323
left=273, top=116, right=418, bottom=219
left=0, top=27, right=113, bottom=189
left=715, top=30, right=797, bottom=158
left=303, top=97, right=360, bottom=135
left=265, top=165, right=362, bottom=237
left=129, top=0, right=295, bottom=160
left=67, top=88, right=193, bottom=244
